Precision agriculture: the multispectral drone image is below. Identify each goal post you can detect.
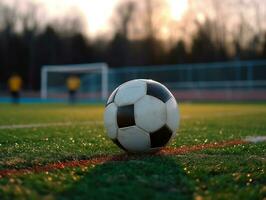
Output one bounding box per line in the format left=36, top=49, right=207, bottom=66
left=40, top=63, right=109, bottom=101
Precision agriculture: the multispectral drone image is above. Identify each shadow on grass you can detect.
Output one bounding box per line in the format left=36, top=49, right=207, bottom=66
left=58, top=155, right=194, bottom=200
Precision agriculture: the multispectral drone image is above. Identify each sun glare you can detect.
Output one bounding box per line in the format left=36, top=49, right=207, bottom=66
left=78, top=0, right=119, bottom=36
left=29, top=0, right=188, bottom=37
left=32, top=0, right=119, bottom=36
left=167, top=0, right=188, bottom=21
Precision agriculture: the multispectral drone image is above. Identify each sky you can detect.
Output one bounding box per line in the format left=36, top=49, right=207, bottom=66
left=2, top=0, right=265, bottom=45
left=1, top=0, right=265, bottom=52
left=8, top=0, right=189, bottom=38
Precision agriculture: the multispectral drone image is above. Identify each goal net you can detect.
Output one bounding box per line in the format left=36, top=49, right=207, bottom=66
left=41, top=63, right=108, bottom=101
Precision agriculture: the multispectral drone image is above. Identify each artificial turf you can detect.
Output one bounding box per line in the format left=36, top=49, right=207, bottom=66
left=0, top=103, right=265, bottom=200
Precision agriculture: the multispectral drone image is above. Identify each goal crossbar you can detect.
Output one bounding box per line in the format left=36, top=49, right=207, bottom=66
left=41, top=63, right=109, bottom=100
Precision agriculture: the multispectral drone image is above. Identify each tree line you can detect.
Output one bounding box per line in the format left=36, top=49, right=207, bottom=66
left=0, top=0, right=266, bottom=90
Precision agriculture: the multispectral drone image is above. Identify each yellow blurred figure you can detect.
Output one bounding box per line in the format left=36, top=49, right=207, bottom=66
left=67, top=75, right=80, bottom=91
left=8, top=74, right=22, bottom=104
left=66, top=75, right=80, bottom=104
left=8, top=74, right=22, bottom=92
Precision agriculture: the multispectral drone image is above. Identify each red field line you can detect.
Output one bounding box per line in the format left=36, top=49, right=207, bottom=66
left=0, top=139, right=248, bottom=178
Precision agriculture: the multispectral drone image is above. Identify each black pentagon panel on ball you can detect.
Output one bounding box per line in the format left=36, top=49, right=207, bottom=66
left=117, top=105, right=135, bottom=128
left=112, top=139, right=128, bottom=152
left=150, top=125, right=173, bottom=148
left=106, top=87, right=119, bottom=107
left=146, top=81, right=172, bottom=103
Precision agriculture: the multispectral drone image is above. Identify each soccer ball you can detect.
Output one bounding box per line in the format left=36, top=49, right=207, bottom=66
left=104, top=79, right=179, bottom=153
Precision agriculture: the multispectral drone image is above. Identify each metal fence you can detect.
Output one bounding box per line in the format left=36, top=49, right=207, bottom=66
left=78, top=60, right=266, bottom=101
left=107, top=60, right=266, bottom=92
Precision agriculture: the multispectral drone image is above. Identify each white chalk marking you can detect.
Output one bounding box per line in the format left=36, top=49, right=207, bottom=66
left=0, top=110, right=264, bottom=130
left=245, top=136, right=266, bottom=143
left=182, top=110, right=266, bottom=120
left=0, top=121, right=103, bottom=130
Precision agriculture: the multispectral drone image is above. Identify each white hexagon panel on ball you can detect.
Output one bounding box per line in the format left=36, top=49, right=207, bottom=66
left=114, top=80, right=147, bottom=106
left=166, top=97, right=179, bottom=137
left=104, top=103, right=118, bottom=139
left=117, top=126, right=150, bottom=152
left=134, top=95, right=167, bottom=133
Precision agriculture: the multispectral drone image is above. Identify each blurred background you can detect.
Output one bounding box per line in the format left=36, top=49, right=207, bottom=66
left=0, top=0, right=266, bottom=102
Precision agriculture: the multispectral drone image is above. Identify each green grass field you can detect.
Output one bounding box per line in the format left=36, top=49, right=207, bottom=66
left=0, top=103, right=265, bottom=200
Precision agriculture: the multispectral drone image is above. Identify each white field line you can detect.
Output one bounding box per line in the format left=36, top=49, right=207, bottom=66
left=182, top=110, right=266, bottom=119
left=245, top=136, right=266, bottom=143
left=0, top=110, right=264, bottom=130
left=0, top=121, right=103, bottom=130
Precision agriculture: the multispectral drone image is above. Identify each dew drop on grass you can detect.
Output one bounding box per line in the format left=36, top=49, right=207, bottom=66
left=81, top=167, right=88, bottom=172
left=9, top=178, right=15, bottom=183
